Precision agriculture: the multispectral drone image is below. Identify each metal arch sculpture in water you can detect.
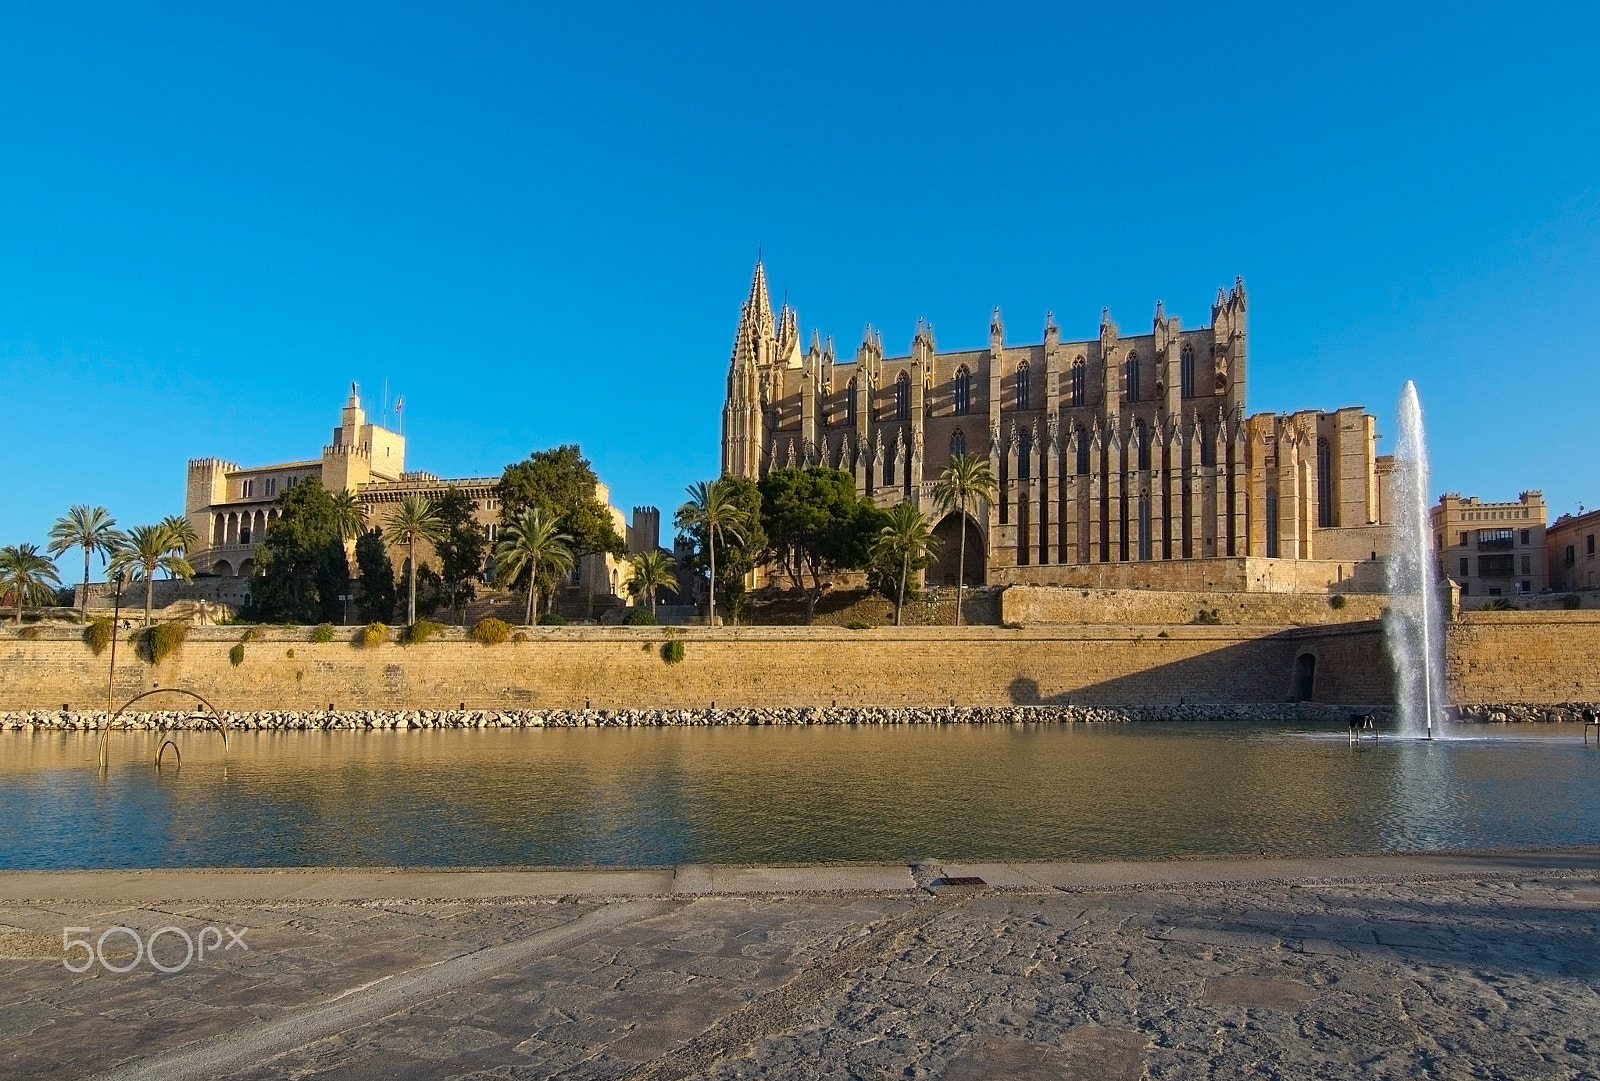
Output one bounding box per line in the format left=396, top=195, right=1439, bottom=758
left=97, top=688, right=229, bottom=771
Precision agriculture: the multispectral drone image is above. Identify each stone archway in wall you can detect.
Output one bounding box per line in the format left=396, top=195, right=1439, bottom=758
left=212, top=560, right=234, bottom=577
left=928, top=512, right=986, bottom=588
left=238, top=559, right=255, bottom=577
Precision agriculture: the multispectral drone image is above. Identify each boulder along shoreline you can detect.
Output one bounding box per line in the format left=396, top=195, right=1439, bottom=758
left=0, top=702, right=1587, bottom=731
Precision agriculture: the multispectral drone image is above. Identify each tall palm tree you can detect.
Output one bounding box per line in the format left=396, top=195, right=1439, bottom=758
left=47, top=505, right=122, bottom=620
left=108, top=523, right=194, bottom=626
left=158, top=515, right=198, bottom=576
left=675, top=478, right=747, bottom=627
left=870, top=502, right=940, bottom=627
left=0, top=544, right=63, bottom=624
left=330, top=490, right=368, bottom=541
left=494, top=507, right=574, bottom=625
left=931, top=452, right=997, bottom=626
left=624, top=550, right=678, bottom=617
left=384, top=493, right=448, bottom=626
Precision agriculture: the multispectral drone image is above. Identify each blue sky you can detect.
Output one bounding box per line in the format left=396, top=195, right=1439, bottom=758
left=4, top=1, right=1598, bottom=563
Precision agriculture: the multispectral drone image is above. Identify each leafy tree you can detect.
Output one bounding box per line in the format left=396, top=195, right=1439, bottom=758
left=624, top=550, right=678, bottom=617
left=497, top=445, right=626, bottom=569
left=159, top=515, right=198, bottom=562
left=869, top=502, right=940, bottom=626
left=355, top=528, right=397, bottom=623
left=329, top=489, right=368, bottom=542
left=494, top=507, right=574, bottom=624
left=757, top=467, right=881, bottom=625
left=675, top=475, right=763, bottom=626
left=384, top=493, right=447, bottom=626
left=244, top=477, right=348, bottom=625
left=433, top=486, right=485, bottom=624
left=46, top=505, right=122, bottom=619
left=0, top=543, right=63, bottom=624
left=675, top=478, right=750, bottom=627
left=931, top=452, right=997, bottom=625
left=109, top=523, right=194, bottom=626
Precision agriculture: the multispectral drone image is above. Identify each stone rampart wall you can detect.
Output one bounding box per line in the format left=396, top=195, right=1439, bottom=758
left=992, top=556, right=1384, bottom=594
left=1, top=614, right=1593, bottom=711
left=1001, top=585, right=1386, bottom=626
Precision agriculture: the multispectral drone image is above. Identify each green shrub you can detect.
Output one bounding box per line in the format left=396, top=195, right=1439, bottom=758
left=1329, top=594, right=1348, bottom=610
left=309, top=623, right=336, bottom=643
left=19, top=625, right=44, bottom=641
left=471, top=617, right=510, bottom=645
left=624, top=608, right=658, bottom=626
left=845, top=619, right=873, bottom=631
left=243, top=624, right=266, bottom=642
left=641, top=641, right=653, bottom=652
left=145, top=622, right=187, bottom=665
left=512, top=631, right=528, bottom=643
left=1157, top=630, right=1171, bottom=638
left=1484, top=597, right=1519, bottom=611
left=1002, top=621, right=1024, bottom=630
left=661, top=639, right=685, bottom=665
left=1193, top=608, right=1223, bottom=625
left=229, top=643, right=245, bottom=667
left=286, top=648, right=295, bottom=659
left=1564, top=594, right=1583, bottom=610
left=360, top=622, right=389, bottom=647
left=402, top=619, right=445, bottom=645
left=537, top=612, right=567, bottom=626
left=84, top=618, right=115, bottom=655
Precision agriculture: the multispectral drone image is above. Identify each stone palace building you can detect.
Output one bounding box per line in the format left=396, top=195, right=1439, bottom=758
left=722, top=263, right=1393, bottom=592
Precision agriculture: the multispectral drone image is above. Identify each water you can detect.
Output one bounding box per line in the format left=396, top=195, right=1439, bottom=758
left=1387, top=381, right=1447, bottom=737
left=2, top=724, right=1596, bottom=868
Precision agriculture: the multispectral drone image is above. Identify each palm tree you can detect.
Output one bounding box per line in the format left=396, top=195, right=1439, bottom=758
left=493, top=507, right=574, bottom=625
left=159, top=515, right=198, bottom=576
left=624, top=550, right=678, bottom=617
left=0, top=544, right=63, bottom=624
left=384, top=493, right=448, bottom=626
left=108, top=523, right=194, bottom=626
left=931, top=452, right=997, bottom=626
left=870, top=502, right=940, bottom=627
left=46, top=505, right=122, bottom=620
left=330, top=490, right=367, bottom=541
left=675, top=478, right=747, bottom=627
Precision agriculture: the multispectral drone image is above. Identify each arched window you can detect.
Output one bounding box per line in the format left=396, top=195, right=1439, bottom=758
left=894, top=372, right=909, bottom=422
left=1075, top=427, right=1090, bottom=475
left=1198, top=418, right=1214, bottom=467
left=1138, top=490, right=1152, bottom=560
left=1016, top=361, right=1031, bottom=410
left=1317, top=437, right=1333, bottom=528
left=1070, top=358, right=1085, bottom=406
left=845, top=379, right=857, bottom=426
left=1266, top=487, right=1280, bottom=557
left=1125, top=353, right=1140, bottom=402
left=1135, top=420, right=1150, bottom=470
left=953, top=365, right=971, bottom=415
left=1017, top=428, right=1032, bottom=480
left=1180, top=346, right=1195, bottom=399
left=949, top=427, right=966, bottom=460
left=885, top=443, right=896, bottom=488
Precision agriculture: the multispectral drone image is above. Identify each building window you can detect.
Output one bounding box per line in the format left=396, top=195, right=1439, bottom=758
left=953, top=365, right=971, bottom=415
left=1478, top=529, right=1514, bottom=550
left=1460, top=557, right=1469, bottom=576
left=846, top=379, right=857, bottom=426
left=1135, top=420, right=1150, bottom=470
left=1589, top=534, right=1596, bottom=556
left=1075, top=427, right=1090, bottom=475
left=1198, top=418, right=1213, bottom=467
left=894, top=372, right=909, bottom=422
left=1479, top=554, right=1515, bottom=578
left=1016, top=361, right=1030, bottom=410
left=1180, top=346, right=1194, bottom=399
left=1316, top=438, right=1332, bottom=528
left=1070, top=358, right=1085, bottom=406
left=950, top=428, right=966, bottom=460
left=1519, top=529, right=1530, bottom=545
left=1138, top=491, right=1152, bottom=560
left=1566, top=545, right=1577, bottom=567
left=1520, top=580, right=1532, bottom=594
left=1521, top=555, right=1531, bottom=575
left=1017, top=428, right=1032, bottom=481
left=1459, top=532, right=1468, bottom=547
left=1125, top=354, right=1140, bottom=402
left=1265, top=488, right=1279, bottom=557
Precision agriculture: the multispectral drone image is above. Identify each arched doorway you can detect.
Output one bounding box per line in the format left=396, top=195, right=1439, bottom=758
left=928, top=512, right=986, bottom=588
left=1292, top=653, right=1316, bottom=702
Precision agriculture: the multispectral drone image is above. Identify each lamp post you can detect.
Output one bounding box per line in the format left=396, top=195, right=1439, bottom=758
left=105, top=570, right=125, bottom=716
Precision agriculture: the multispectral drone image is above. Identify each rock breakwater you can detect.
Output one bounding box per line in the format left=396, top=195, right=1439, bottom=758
left=1, top=702, right=1393, bottom=732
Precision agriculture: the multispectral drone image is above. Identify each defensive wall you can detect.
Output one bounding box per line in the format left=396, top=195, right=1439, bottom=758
left=1, top=613, right=1592, bottom=713
left=1000, top=585, right=1387, bottom=626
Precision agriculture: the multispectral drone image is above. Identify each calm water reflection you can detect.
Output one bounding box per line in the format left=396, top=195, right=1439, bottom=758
left=2, top=723, right=1596, bottom=868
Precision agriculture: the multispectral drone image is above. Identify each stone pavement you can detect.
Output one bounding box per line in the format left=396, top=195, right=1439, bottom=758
left=0, top=853, right=1596, bottom=1080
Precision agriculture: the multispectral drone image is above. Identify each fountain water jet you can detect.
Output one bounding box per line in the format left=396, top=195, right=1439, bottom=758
left=1386, top=381, right=1447, bottom=738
